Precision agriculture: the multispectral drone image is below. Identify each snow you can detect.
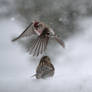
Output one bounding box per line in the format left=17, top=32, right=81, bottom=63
left=0, top=17, right=92, bottom=92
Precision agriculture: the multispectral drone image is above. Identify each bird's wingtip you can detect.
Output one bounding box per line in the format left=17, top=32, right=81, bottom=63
left=55, top=36, right=65, bottom=48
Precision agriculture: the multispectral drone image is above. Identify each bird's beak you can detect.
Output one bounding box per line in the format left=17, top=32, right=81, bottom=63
left=55, top=36, right=65, bottom=48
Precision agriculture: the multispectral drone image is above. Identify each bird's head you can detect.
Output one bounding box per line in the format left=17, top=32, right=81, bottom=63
left=33, top=21, right=39, bottom=28
left=33, top=20, right=44, bottom=29
left=33, top=20, right=46, bottom=35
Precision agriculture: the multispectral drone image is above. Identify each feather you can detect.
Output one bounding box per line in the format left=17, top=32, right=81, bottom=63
left=12, top=22, right=34, bottom=41
left=30, top=38, right=39, bottom=54
left=34, top=37, right=41, bottom=56
left=41, top=38, right=44, bottom=54
left=37, top=38, right=42, bottom=55
left=33, top=37, right=41, bottom=56
left=55, top=36, right=65, bottom=48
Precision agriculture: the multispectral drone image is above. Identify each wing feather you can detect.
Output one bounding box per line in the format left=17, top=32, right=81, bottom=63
left=36, top=38, right=42, bottom=56
left=30, top=37, right=49, bottom=56
left=33, top=38, right=41, bottom=56
left=55, top=36, right=65, bottom=48
left=12, top=22, right=34, bottom=41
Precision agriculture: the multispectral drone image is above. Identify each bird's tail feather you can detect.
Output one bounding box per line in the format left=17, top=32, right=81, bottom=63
left=55, top=36, right=65, bottom=48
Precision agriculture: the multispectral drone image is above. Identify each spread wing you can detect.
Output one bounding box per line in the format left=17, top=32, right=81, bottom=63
left=29, top=36, right=49, bottom=56
left=12, top=22, right=34, bottom=41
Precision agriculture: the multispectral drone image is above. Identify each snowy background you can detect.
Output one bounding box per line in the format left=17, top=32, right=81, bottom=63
left=0, top=0, right=92, bottom=92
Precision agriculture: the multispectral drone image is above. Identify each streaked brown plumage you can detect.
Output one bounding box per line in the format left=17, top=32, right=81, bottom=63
left=34, top=56, right=55, bottom=79
left=12, top=20, right=65, bottom=56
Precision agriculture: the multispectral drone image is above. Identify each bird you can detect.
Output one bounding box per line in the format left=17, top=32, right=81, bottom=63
left=12, top=20, right=65, bottom=56
left=33, top=56, right=55, bottom=79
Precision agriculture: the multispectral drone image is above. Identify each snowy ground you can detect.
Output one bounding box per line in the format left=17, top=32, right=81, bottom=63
left=0, top=17, right=92, bottom=92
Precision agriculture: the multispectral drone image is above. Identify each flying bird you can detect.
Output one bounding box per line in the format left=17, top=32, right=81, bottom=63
left=12, top=20, right=65, bottom=56
left=33, top=56, right=55, bottom=79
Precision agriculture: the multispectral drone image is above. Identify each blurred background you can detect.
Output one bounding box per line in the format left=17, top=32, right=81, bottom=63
left=0, top=0, right=92, bottom=92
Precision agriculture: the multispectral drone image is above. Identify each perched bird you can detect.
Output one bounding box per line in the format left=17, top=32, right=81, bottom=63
left=12, top=20, right=65, bottom=56
left=34, top=56, right=55, bottom=79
